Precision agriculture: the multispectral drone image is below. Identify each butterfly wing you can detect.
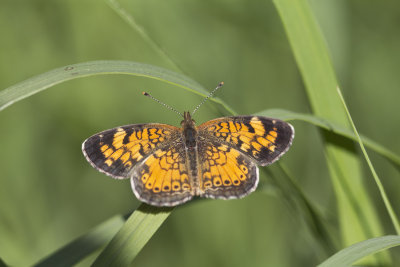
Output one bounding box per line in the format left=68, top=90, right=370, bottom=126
left=82, top=123, right=180, bottom=179
left=197, top=140, right=258, bottom=199
left=197, top=116, right=294, bottom=166
left=196, top=116, right=293, bottom=199
left=131, top=144, right=193, bottom=207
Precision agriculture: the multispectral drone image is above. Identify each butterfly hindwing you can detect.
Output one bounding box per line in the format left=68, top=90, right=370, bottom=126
left=197, top=140, right=258, bottom=199
left=131, top=145, right=193, bottom=207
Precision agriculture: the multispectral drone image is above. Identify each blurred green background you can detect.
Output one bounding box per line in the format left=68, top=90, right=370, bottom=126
left=1, top=0, right=400, bottom=266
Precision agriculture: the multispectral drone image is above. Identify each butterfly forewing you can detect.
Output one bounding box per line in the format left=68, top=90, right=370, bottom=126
left=197, top=116, right=294, bottom=166
left=82, top=123, right=181, bottom=179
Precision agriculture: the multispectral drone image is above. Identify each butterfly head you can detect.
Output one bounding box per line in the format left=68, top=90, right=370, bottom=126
left=181, top=111, right=196, bottom=128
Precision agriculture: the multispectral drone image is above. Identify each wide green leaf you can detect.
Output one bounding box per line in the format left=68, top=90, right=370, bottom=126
left=258, top=109, right=400, bottom=167
left=318, top=235, right=400, bottom=267
left=92, top=204, right=173, bottom=266
left=0, top=60, right=234, bottom=114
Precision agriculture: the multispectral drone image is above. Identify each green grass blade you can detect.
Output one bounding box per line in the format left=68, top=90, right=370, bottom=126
left=273, top=1, right=388, bottom=264
left=336, top=86, right=400, bottom=234
left=257, top=109, right=400, bottom=167
left=318, top=235, right=400, bottom=267
left=92, top=204, right=173, bottom=266
left=0, top=60, right=235, bottom=114
left=33, top=215, right=125, bottom=267
left=105, top=0, right=182, bottom=73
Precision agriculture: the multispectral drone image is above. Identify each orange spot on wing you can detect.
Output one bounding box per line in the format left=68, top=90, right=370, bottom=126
left=215, top=152, right=227, bottom=165
left=217, top=165, right=231, bottom=186
left=266, top=135, right=276, bottom=143
left=130, top=132, right=138, bottom=142
left=103, top=148, right=114, bottom=158
left=269, top=130, right=277, bottom=137
left=155, top=150, right=167, bottom=157
left=101, top=144, right=109, bottom=152
left=257, top=137, right=271, bottom=147
left=162, top=169, right=173, bottom=192
left=210, top=165, right=219, bottom=177
left=180, top=173, right=189, bottom=184
left=112, top=129, right=126, bottom=149
left=222, top=164, right=239, bottom=186
left=251, top=141, right=262, bottom=151
left=141, top=129, right=149, bottom=140
left=250, top=118, right=265, bottom=135
left=159, top=156, right=170, bottom=169
left=239, top=135, right=252, bottom=144
left=152, top=169, right=165, bottom=193
left=203, top=172, right=211, bottom=180
left=146, top=162, right=160, bottom=189
left=110, top=149, right=123, bottom=161
left=172, top=169, right=180, bottom=181
left=229, top=121, right=238, bottom=132
left=218, top=145, right=228, bottom=151
left=166, top=155, right=174, bottom=164
left=240, top=143, right=250, bottom=151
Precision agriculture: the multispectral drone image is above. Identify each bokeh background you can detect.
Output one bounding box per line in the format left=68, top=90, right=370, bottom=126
left=1, top=1, right=400, bottom=266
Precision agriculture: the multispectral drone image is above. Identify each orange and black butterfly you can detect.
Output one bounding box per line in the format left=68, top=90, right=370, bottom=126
left=82, top=83, right=294, bottom=206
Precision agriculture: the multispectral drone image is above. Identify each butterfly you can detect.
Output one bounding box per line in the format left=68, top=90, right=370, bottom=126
left=82, top=83, right=294, bottom=206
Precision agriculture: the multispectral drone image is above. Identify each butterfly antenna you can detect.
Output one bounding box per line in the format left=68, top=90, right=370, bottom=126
left=192, top=82, right=224, bottom=115
left=142, top=92, right=183, bottom=117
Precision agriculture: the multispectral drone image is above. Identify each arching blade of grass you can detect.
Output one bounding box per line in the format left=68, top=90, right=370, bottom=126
left=105, top=0, right=182, bottom=73
left=336, top=86, right=400, bottom=234
left=92, top=204, right=173, bottom=267
left=257, top=109, right=400, bottom=167
left=0, top=60, right=235, bottom=114
left=318, top=235, right=400, bottom=267
left=33, top=215, right=125, bottom=267
left=273, top=0, right=388, bottom=264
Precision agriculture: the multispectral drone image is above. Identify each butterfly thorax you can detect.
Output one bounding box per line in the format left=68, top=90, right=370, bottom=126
left=181, top=111, right=201, bottom=194
left=182, top=111, right=197, bottom=150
